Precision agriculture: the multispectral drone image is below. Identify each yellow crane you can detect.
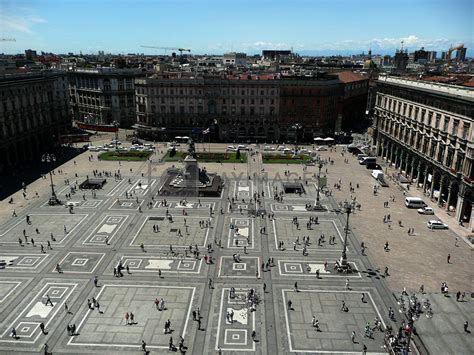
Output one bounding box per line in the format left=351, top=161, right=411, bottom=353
left=140, top=45, right=191, bottom=56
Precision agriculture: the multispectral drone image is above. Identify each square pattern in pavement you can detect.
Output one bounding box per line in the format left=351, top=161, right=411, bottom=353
left=69, top=284, right=195, bottom=349
left=129, top=215, right=212, bottom=248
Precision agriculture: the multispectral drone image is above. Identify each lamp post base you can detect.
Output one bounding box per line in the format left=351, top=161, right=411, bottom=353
left=306, top=203, right=327, bottom=211
left=48, top=196, right=62, bottom=206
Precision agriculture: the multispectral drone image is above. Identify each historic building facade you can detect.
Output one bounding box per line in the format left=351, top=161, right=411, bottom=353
left=134, top=73, right=347, bottom=143
left=372, top=75, right=474, bottom=231
left=68, top=68, right=144, bottom=128
left=0, top=71, right=70, bottom=173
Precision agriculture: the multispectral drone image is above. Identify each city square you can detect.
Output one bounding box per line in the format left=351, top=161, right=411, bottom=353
left=0, top=138, right=471, bottom=355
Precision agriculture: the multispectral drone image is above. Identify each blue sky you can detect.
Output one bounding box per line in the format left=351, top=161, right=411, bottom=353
left=0, top=0, right=472, bottom=56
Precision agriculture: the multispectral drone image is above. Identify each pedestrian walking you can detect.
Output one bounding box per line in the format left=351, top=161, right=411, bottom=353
left=345, top=279, right=350, bottom=290
left=361, top=293, right=366, bottom=303
left=455, top=237, right=459, bottom=247
left=45, top=295, right=53, bottom=307
left=251, top=330, right=256, bottom=341
left=125, top=312, right=130, bottom=325
left=294, top=282, right=298, bottom=292
left=447, top=254, right=451, bottom=264
left=351, top=331, right=356, bottom=343
left=130, top=312, right=135, bottom=324
left=464, top=321, right=469, bottom=333
left=141, top=340, right=147, bottom=352
left=40, top=322, right=45, bottom=334
left=93, top=275, right=98, bottom=287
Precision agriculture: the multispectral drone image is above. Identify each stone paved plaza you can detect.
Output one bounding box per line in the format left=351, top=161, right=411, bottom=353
left=0, top=139, right=472, bottom=354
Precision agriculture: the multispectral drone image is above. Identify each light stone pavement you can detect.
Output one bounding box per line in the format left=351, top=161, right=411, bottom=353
left=0, top=135, right=471, bottom=354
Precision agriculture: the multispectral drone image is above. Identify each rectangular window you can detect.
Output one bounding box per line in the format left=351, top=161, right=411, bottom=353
left=189, top=106, right=194, bottom=113
left=452, top=120, right=459, bottom=135
left=462, top=123, right=470, bottom=139
left=240, top=107, right=245, bottom=115
left=435, top=114, right=441, bottom=129
left=241, top=99, right=245, bottom=104
left=180, top=106, right=185, bottom=114
left=170, top=106, right=175, bottom=114
left=444, top=117, right=449, bottom=131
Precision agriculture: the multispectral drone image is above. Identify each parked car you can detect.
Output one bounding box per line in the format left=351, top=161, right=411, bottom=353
left=427, top=220, right=448, bottom=230
left=316, top=146, right=328, bottom=151
left=418, top=207, right=435, bottom=215
left=226, top=145, right=237, bottom=152
left=237, top=144, right=248, bottom=150
left=366, top=163, right=382, bottom=170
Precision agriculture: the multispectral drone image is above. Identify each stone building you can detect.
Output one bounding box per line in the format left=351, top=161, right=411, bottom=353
left=372, top=75, right=474, bottom=231
left=68, top=67, right=144, bottom=127
left=0, top=71, right=70, bottom=173
left=134, top=72, right=350, bottom=143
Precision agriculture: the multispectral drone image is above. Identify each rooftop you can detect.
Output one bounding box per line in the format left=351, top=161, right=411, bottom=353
left=377, top=75, right=474, bottom=100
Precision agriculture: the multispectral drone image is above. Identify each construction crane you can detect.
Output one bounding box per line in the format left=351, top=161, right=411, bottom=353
left=0, top=38, right=16, bottom=42
left=447, top=44, right=464, bottom=63
left=140, top=45, right=191, bottom=56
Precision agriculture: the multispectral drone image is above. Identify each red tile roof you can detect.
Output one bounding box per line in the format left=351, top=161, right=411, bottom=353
left=336, top=71, right=368, bottom=83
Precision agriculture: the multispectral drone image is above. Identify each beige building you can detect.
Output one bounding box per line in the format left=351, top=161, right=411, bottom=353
left=134, top=73, right=347, bottom=143
left=0, top=71, right=70, bottom=173
left=68, top=68, right=144, bottom=127
left=373, top=75, right=474, bottom=231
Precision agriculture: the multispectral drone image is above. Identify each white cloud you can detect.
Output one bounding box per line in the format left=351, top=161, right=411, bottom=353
left=316, top=35, right=462, bottom=52
left=0, top=13, right=47, bottom=34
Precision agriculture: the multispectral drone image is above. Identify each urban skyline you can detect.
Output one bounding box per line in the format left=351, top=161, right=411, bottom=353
left=0, top=0, right=472, bottom=56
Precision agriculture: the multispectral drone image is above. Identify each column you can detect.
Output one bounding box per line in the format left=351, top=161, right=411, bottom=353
left=403, top=155, right=409, bottom=175
left=469, top=202, right=474, bottom=233
left=415, top=162, right=421, bottom=186
left=445, top=182, right=453, bottom=211
left=423, top=168, right=429, bottom=192
left=455, top=195, right=464, bottom=222
left=430, top=172, right=436, bottom=199
left=398, top=151, right=404, bottom=171
left=437, top=177, right=445, bottom=206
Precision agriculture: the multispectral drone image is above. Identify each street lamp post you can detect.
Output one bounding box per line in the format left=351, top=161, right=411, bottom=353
left=307, top=161, right=327, bottom=211
left=340, top=202, right=354, bottom=270
left=291, top=123, right=302, bottom=154
left=315, top=162, right=323, bottom=207
left=113, top=121, right=119, bottom=150
left=41, top=153, right=61, bottom=205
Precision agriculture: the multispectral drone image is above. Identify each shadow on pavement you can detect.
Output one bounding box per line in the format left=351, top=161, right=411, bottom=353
left=0, top=146, right=86, bottom=201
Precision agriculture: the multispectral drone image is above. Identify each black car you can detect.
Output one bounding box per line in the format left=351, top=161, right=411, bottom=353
left=366, top=163, right=382, bottom=170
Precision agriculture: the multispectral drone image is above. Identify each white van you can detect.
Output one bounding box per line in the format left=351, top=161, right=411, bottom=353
left=405, top=197, right=427, bottom=209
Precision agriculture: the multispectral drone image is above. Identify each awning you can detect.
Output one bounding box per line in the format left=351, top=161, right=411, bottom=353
left=314, top=137, right=324, bottom=141
left=175, top=136, right=183, bottom=139
left=181, top=136, right=190, bottom=139
left=323, top=137, right=335, bottom=141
